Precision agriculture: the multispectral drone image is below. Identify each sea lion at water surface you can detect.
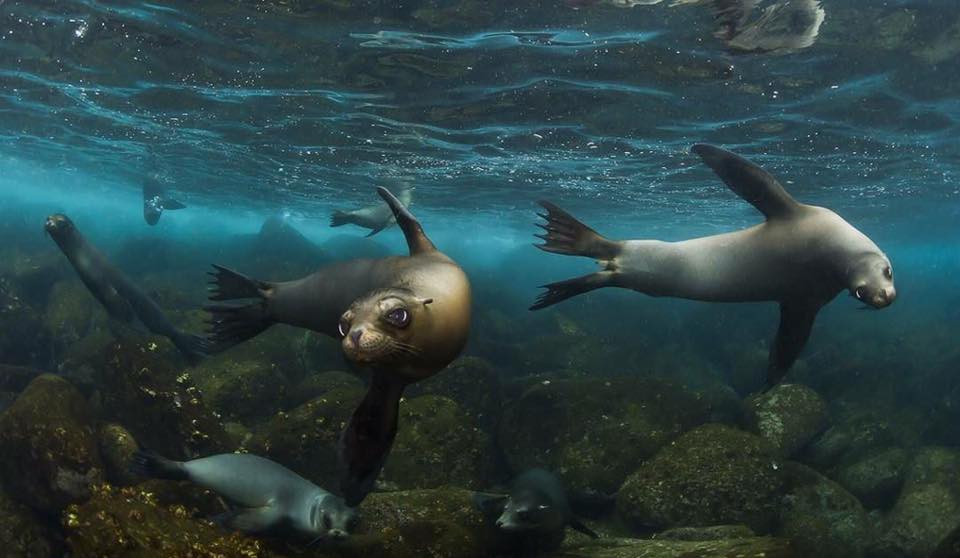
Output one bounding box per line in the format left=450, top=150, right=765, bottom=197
left=132, top=450, right=357, bottom=541
left=330, top=187, right=414, bottom=237
left=205, top=187, right=471, bottom=505
left=44, top=214, right=206, bottom=360
left=142, top=172, right=186, bottom=226
left=531, top=144, right=895, bottom=388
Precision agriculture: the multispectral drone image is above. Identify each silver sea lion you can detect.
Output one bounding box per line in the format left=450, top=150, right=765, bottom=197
left=131, top=450, right=356, bottom=541
left=673, top=0, right=825, bottom=53
left=531, top=144, right=895, bottom=387
left=330, top=187, right=414, bottom=237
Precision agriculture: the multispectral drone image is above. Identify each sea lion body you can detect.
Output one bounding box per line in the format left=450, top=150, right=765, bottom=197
left=330, top=188, right=413, bottom=237
left=44, top=214, right=205, bottom=360
left=142, top=174, right=186, bottom=226
left=532, top=144, right=894, bottom=387
left=132, top=451, right=356, bottom=540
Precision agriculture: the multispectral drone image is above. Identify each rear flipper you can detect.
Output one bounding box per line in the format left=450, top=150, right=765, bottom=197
left=204, top=265, right=275, bottom=354
left=568, top=517, right=600, bottom=539
left=339, top=372, right=405, bottom=506
left=529, top=271, right=616, bottom=311
left=534, top=201, right=620, bottom=260
left=330, top=210, right=353, bottom=228
left=130, top=449, right=188, bottom=481
left=162, top=197, right=187, bottom=210
left=170, top=332, right=209, bottom=364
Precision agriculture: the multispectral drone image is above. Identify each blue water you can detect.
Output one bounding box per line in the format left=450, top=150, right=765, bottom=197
left=1, top=0, right=960, bottom=556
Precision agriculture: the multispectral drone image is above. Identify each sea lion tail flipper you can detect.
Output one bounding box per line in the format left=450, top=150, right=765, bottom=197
left=171, top=332, right=209, bottom=362
left=690, top=144, right=801, bottom=221
left=767, top=301, right=822, bottom=388
left=130, top=449, right=188, bottom=480
left=162, top=197, right=186, bottom=210
left=376, top=186, right=436, bottom=254
left=530, top=271, right=615, bottom=311
left=569, top=517, right=600, bottom=539
left=204, top=303, right=273, bottom=354
left=339, top=372, right=405, bottom=506
left=330, top=210, right=352, bottom=228
left=207, top=264, right=271, bottom=302
left=534, top=201, right=620, bottom=260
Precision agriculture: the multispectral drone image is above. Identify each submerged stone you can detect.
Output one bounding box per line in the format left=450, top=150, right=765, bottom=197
left=745, top=383, right=827, bottom=458
left=836, top=447, right=910, bottom=510
left=0, top=275, right=53, bottom=369
left=407, top=356, right=501, bottom=432
left=0, top=374, right=103, bottom=514
left=556, top=535, right=796, bottom=558
left=655, top=525, right=755, bottom=541
left=97, top=423, right=140, bottom=487
left=0, top=484, right=63, bottom=558
left=289, top=370, right=363, bottom=408
left=192, top=357, right=289, bottom=423
left=616, top=424, right=784, bottom=534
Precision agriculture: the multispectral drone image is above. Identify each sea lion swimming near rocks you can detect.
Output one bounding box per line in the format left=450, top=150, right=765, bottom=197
left=474, top=469, right=599, bottom=553
left=142, top=172, right=186, bottom=226
left=531, top=144, right=895, bottom=387
left=205, top=187, right=471, bottom=505
left=131, top=450, right=357, bottom=541
left=330, top=187, right=414, bottom=237
left=44, top=214, right=207, bottom=361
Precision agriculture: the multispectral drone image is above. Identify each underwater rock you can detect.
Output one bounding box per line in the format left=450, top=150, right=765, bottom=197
left=0, top=374, right=103, bottom=514
left=836, top=447, right=910, bottom=510
left=63, top=483, right=284, bottom=557
left=42, top=279, right=100, bottom=352
left=0, top=363, right=46, bottom=392
left=555, top=535, right=796, bottom=558
left=500, top=377, right=715, bottom=494
left=97, top=423, right=140, bottom=487
left=0, top=485, right=63, bottom=557
left=96, top=340, right=231, bottom=460
left=289, top=370, right=363, bottom=408
left=192, top=357, right=289, bottom=423
left=407, top=356, right=501, bottom=431
left=381, top=395, right=496, bottom=490
left=777, top=462, right=871, bottom=558
left=248, top=385, right=365, bottom=489
left=745, top=383, right=827, bottom=458
left=0, top=275, right=53, bottom=369
left=805, top=409, right=899, bottom=470
left=616, top=424, right=784, bottom=534
left=654, top=525, right=755, bottom=541
left=874, top=447, right=960, bottom=558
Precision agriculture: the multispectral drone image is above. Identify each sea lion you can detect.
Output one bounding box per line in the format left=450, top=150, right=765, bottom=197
left=205, top=187, right=470, bottom=505
left=474, top=469, right=599, bottom=554
left=673, top=0, right=825, bottom=53
left=44, top=214, right=207, bottom=360
left=330, top=187, right=414, bottom=237
left=131, top=450, right=357, bottom=541
left=531, top=144, right=895, bottom=387
left=143, top=172, right=186, bottom=226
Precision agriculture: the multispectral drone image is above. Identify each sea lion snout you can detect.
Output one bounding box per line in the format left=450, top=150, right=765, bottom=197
left=44, top=214, right=71, bottom=235
left=874, top=287, right=896, bottom=308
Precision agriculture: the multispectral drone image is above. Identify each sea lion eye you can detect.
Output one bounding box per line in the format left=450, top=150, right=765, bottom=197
left=884, top=266, right=892, bottom=279
left=385, top=308, right=410, bottom=327
left=338, top=319, right=349, bottom=337
left=855, top=287, right=865, bottom=300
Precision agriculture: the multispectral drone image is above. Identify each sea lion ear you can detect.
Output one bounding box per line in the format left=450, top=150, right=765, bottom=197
left=417, top=297, right=434, bottom=306
left=690, top=144, right=802, bottom=221
left=377, top=186, right=436, bottom=255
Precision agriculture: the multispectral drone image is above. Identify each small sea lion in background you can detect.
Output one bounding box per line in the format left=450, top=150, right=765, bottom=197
left=205, top=187, right=470, bottom=505
left=474, top=469, right=599, bottom=553
left=330, top=187, right=414, bottom=237
left=131, top=450, right=357, bottom=541
left=142, top=171, right=186, bottom=226
left=673, top=0, right=825, bottom=53
left=531, top=144, right=895, bottom=388
left=44, top=214, right=207, bottom=361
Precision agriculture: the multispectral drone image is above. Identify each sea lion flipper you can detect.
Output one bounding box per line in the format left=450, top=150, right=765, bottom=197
left=364, top=223, right=389, bottom=237
left=376, top=187, right=436, bottom=255
left=339, top=372, right=404, bottom=506
left=534, top=201, right=620, bottom=260
left=767, top=301, right=822, bottom=387
left=530, top=271, right=616, bottom=311
left=212, top=505, right=282, bottom=534
left=691, top=144, right=801, bottom=221
left=330, top=210, right=353, bottom=228
left=162, top=197, right=186, bottom=210
left=472, top=492, right=508, bottom=519
left=568, top=517, right=600, bottom=539
left=204, top=265, right=275, bottom=354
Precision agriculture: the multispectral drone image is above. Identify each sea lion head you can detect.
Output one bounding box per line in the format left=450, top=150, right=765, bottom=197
left=495, top=490, right=559, bottom=533
left=338, top=288, right=433, bottom=368
left=44, top=213, right=78, bottom=245
left=308, top=495, right=357, bottom=541
left=848, top=252, right=896, bottom=309
left=143, top=196, right=163, bottom=225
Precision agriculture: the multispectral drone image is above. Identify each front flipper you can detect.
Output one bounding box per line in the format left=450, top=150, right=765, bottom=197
left=339, top=372, right=405, bottom=506
left=212, top=504, right=284, bottom=535
left=568, top=517, right=600, bottom=539
left=377, top=187, right=435, bottom=255
left=767, top=301, right=822, bottom=388
left=472, top=492, right=508, bottom=521
left=691, top=144, right=802, bottom=221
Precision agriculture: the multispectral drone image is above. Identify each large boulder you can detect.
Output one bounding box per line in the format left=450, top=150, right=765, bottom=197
left=745, top=383, right=827, bottom=457
left=836, top=447, right=910, bottom=510
left=617, top=424, right=784, bottom=534
left=0, top=375, right=103, bottom=514
left=0, top=485, right=63, bottom=557
left=777, top=462, right=871, bottom=558
left=97, top=423, right=140, bottom=486
left=873, top=447, right=960, bottom=557
left=407, top=357, right=501, bottom=432
left=0, top=275, right=52, bottom=369
left=556, top=535, right=796, bottom=558
left=288, top=370, right=363, bottom=408
left=500, top=377, right=716, bottom=493
left=192, top=357, right=289, bottom=423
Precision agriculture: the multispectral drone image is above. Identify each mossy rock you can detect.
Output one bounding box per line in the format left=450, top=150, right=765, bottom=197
left=0, top=481, right=64, bottom=557
left=654, top=525, right=756, bottom=541
left=0, top=275, right=52, bottom=369
left=555, top=535, right=796, bottom=558
left=248, top=385, right=365, bottom=489
left=500, top=377, right=714, bottom=493
left=776, top=462, right=871, bottom=558
left=381, top=395, right=496, bottom=490
left=0, top=375, right=103, bottom=514
left=616, top=424, right=784, bottom=534
left=192, top=357, right=289, bottom=423
left=43, top=279, right=102, bottom=349
left=874, top=447, right=960, bottom=558
left=407, top=357, right=501, bottom=432
left=95, top=340, right=231, bottom=460
left=289, top=370, right=364, bottom=409
left=745, top=383, right=827, bottom=458
left=836, top=447, right=909, bottom=510
left=97, top=423, right=140, bottom=486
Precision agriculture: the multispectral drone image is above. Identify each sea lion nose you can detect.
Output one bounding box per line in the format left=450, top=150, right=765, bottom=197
left=349, top=329, right=363, bottom=346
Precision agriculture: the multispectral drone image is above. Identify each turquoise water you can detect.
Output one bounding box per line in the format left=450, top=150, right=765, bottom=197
left=1, top=1, right=959, bottom=557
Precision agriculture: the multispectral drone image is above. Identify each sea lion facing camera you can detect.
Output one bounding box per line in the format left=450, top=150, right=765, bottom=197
left=44, top=214, right=206, bottom=361
left=205, top=187, right=471, bottom=505
left=531, top=144, right=895, bottom=388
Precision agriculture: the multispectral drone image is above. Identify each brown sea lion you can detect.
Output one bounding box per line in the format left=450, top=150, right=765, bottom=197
left=205, top=187, right=471, bottom=505
left=531, top=144, right=895, bottom=388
